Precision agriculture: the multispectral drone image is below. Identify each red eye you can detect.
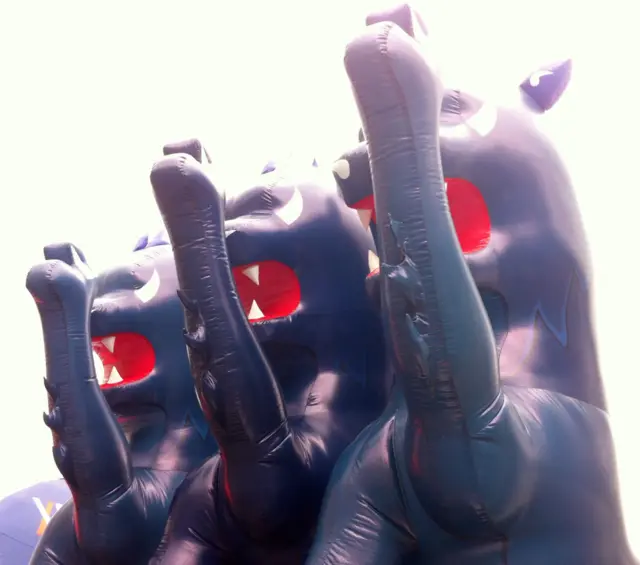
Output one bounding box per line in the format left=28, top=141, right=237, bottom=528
left=91, top=333, right=155, bottom=388
left=445, top=178, right=491, bottom=254
left=232, top=260, right=301, bottom=323
left=349, top=180, right=490, bottom=254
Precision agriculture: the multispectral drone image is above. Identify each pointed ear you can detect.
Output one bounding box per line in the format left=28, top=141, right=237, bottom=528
left=312, top=158, right=319, bottom=168
left=261, top=160, right=277, bottom=174
left=520, top=59, right=572, bottom=113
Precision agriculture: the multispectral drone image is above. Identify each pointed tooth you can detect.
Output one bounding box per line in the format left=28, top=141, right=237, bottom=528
left=247, top=300, right=265, bottom=321
left=108, top=367, right=123, bottom=384
left=102, top=336, right=115, bottom=352
left=368, top=250, right=380, bottom=273
left=93, top=351, right=106, bottom=385
left=242, top=265, right=260, bottom=285
left=357, top=209, right=372, bottom=229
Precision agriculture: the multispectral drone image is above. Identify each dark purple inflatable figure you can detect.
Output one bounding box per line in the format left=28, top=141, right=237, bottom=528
left=307, top=5, right=636, bottom=565
left=143, top=151, right=388, bottom=563
left=24, top=140, right=218, bottom=565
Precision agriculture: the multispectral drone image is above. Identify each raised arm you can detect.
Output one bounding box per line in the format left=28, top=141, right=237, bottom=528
left=344, top=7, right=533, bottom=535
left=26, top=244, right=160, bottom=564
left=150, top=154, right=314, bottom=539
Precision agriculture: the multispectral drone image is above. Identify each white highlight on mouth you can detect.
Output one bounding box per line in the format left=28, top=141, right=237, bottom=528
left=242, top=265, right=260, bottom=285
left=275, top=185, right=303, bottom=226
left=333, top=159, right=351, bottom=180
left=135, top=268, right=160, bottom=303
left=247, top=300, right=265, bottom=320
left=368, top=250, right=380, bottom=273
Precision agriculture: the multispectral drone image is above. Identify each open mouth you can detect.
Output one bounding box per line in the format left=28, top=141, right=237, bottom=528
left=90, top=262, right=299, bottom=387
left=350, top=178, right=491, bottom=255
left=92, top=333, right=156, bottom=388
left=445, top=178, right=491, bottom=254
left=232, top=260, right=301, bottom=322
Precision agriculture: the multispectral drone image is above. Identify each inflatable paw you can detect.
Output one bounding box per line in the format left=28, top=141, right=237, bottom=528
left=309, top=5, right=636, bottom=565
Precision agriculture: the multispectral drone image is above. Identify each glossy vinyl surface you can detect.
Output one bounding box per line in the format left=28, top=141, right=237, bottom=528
left=147, top=154, right=388, bottom=564
left=312, top=4, right=635, bottom=565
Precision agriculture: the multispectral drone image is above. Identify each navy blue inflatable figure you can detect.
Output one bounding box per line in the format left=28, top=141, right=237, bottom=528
left=24, top=140, right=218, bottom=565
left=147, top=151, right=387, bottom=563
left=308, top=5, right=636, bottom=565
left=0, top=479, right=69, bottom=564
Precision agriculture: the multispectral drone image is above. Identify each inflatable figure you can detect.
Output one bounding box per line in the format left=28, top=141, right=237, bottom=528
left=0, top=479, right=69, bottom=564
left=147, top=153, right=387, bottom=563
left=306, top=5, right=636, bottom=564
left=25, top=140, right=218, bottom=565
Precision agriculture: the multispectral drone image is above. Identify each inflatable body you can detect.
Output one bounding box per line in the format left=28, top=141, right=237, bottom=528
left=25, top=145, right=387, bottom=563
left=148, top=155, right=388, bottom=563
left=0, top=480, right=68, bottom=564
left=25, top=144, right=219, bottom=564
left=19, top=5, right=635, bottom=563
left=307, top=5, right=635, bottom=565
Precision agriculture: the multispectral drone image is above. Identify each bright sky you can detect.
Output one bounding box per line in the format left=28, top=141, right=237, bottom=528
left=1, top=0, right=638, bottom=553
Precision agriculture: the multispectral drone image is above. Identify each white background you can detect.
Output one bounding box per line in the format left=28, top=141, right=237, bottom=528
left=0, top=0, right=638, bottom=554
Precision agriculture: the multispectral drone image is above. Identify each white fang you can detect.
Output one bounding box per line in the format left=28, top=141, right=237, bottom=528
left=247, top=300, right=265, bottom=320
left=135, top=269, right=160, bottom=303
left=275, top=186, right=303, bottom=226
left=108, top=366, right=123, bottom=384
left=102, top=336, right=115, bottom=352
left=242, top=265, right=260, bottom=285
left=368, top=250, right=380, bottom=273
left=93, top=351, right=106, bottom=385
left=357, top=209, right=372, bottom=229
